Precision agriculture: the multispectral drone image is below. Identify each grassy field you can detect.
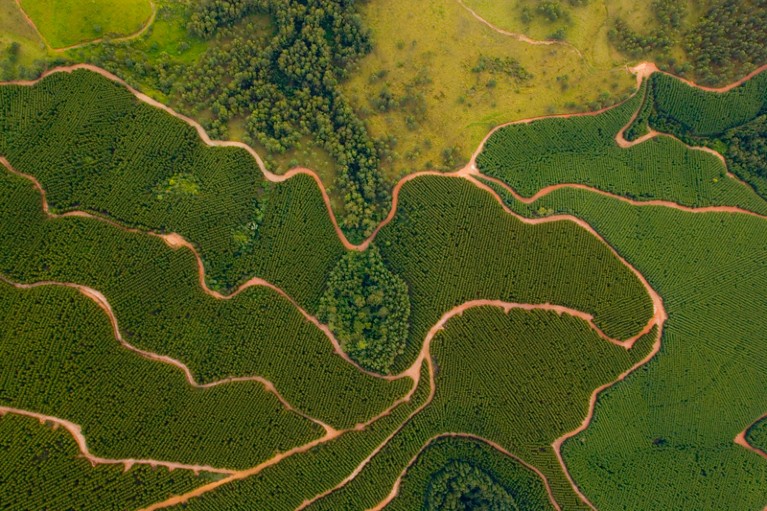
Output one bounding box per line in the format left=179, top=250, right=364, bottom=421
left=0, top=0, right=48, bottom=79
left=0, top=413, right=215, bottom=509
left=19, top=0, right=153, bottom=48
left=344, top=0, right=635, bottom=180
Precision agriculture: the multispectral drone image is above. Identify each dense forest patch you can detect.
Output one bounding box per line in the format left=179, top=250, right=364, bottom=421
left=318, top=245, right=411, bottom=374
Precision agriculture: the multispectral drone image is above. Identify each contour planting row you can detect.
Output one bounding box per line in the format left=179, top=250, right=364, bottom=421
left=517, top=187, right=767, bottom=510
left=385, top=435, right=556, bottom=511
left=156, top=363, right=432, bottom=511
left=476, top=79, right=767, bottom=216
left=375, top=175, right=654, bottom=373
left=0, top=168, right=410, bottom=430
left=0, top=69, right=345, bottom=305
left=626, top=69, right=767, bottom=201
left=0, top=413, right=211, bottom=510
left=0, top=281, right=321, bottom=469
left=304, top=306, right=658, bottom=511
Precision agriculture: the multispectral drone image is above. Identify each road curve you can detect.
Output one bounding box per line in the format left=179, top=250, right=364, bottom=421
left=0, top=406, right=234, bottom=475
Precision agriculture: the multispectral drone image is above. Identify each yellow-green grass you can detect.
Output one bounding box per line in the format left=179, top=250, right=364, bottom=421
left=343, top=0, right=635, bottom=179
left=0, top=0, right=48, bottom=72
left=19, top=0, right=153, bottom=48
left=461, top=0, right=618, bottom=68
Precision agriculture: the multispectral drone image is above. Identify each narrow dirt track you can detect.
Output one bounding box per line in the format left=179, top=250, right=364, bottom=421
left=12, top=0, right=158, bottom=52
left=2, top=62, right=766, bottom=509
left=0, top=274, right=338, bottom=437
left=0, top=407, right=233, bottom=475
left=296, top=297, right=664, bottom=511
left=477, top=172, right=767, bottom=220
left=367, top=432, right=563, bottom=511
left=735, top=412, right=767, bottom=461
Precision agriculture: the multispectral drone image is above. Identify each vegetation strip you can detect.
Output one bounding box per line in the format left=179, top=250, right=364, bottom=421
left=6, top=60, right=766, bottom=509
left=298, top=297, right=663, bottom=511
left=0, top=407, right=233, bottom=474
left=477, top=172, right=767, bottom=221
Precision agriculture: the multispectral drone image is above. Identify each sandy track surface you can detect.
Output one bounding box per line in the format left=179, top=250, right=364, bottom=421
left=735, top=412, right=767, bottom=461
left=0, top=406, right=232, bottom=475
left=297, top=296, right=664, bottom=511
left=0, top=274, right=338, bottom=437
left=2, top=62, right=765, bottom=509
left=368, top=432, right=563, bottom=511
left=477, top=172, right=767, bottom=220
left=12, top=0, right=157, bottom=52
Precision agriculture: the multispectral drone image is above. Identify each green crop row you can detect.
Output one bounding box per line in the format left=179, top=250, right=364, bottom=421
left=518, top=187, right=767, bottom=510
left=387, top=436, right=555, bottom=511
left=0, top=413, right=213, bottom=510
left=648, top=71, right=767, bottom=137
left=168, top=363, right=431, bottom=511
left=376, top=176, right=654, bottom=373
left=0, top=70, right=344, bottom=307
left=307, top=307, right=656, bottom=511
left=476, top=82, right=767, bottom=216
left=0, top=281, right=321, bottom=469
left=0, top=169, right=410, bottom=430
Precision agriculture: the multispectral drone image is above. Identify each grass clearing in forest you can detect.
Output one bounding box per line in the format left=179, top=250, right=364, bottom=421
left=344, top=0, right=635, bottom=180
left=18, top=0, right=154, bottom=48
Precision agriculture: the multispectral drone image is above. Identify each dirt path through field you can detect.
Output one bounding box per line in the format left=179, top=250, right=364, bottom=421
left=0, top=406, right=233, bottom=474
left=735, top=412, right=767, bottom=461
left=12, top=0, right=157, bottom=52
left=297, top=295, right=665, bottom=511
left=368, top=432, right=562, bottom=511
left=476, top=172, right=767, bottom=220
left=4, top=63, right=766, bottom=509
left=0, top=274, right=338, bottom=437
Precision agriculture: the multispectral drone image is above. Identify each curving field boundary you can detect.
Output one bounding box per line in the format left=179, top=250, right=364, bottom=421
left=12, top=0, right=158, bottom=52
left=2, top=62, right=767, bottom=510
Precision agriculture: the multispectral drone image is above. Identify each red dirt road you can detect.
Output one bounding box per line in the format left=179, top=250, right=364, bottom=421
left=0, top=407, right=233, bottom=475
left=2, top=63, right=765, bottom=510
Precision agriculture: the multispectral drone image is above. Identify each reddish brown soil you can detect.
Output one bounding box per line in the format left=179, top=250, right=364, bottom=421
left=2, top=62, right=765, bottom=510
left=0, top=407, right=233, bottom=475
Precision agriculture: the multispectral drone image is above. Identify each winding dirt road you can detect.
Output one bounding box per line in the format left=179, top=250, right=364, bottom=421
left=1, top=62, right=766, bottom=510
left=0, top=407, right=232, bottom=475
left=0, top=274, right=338, bottom=437
left=735, top=412, right=767, bottom=461
left=368, top=432, right=563, bottom=511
